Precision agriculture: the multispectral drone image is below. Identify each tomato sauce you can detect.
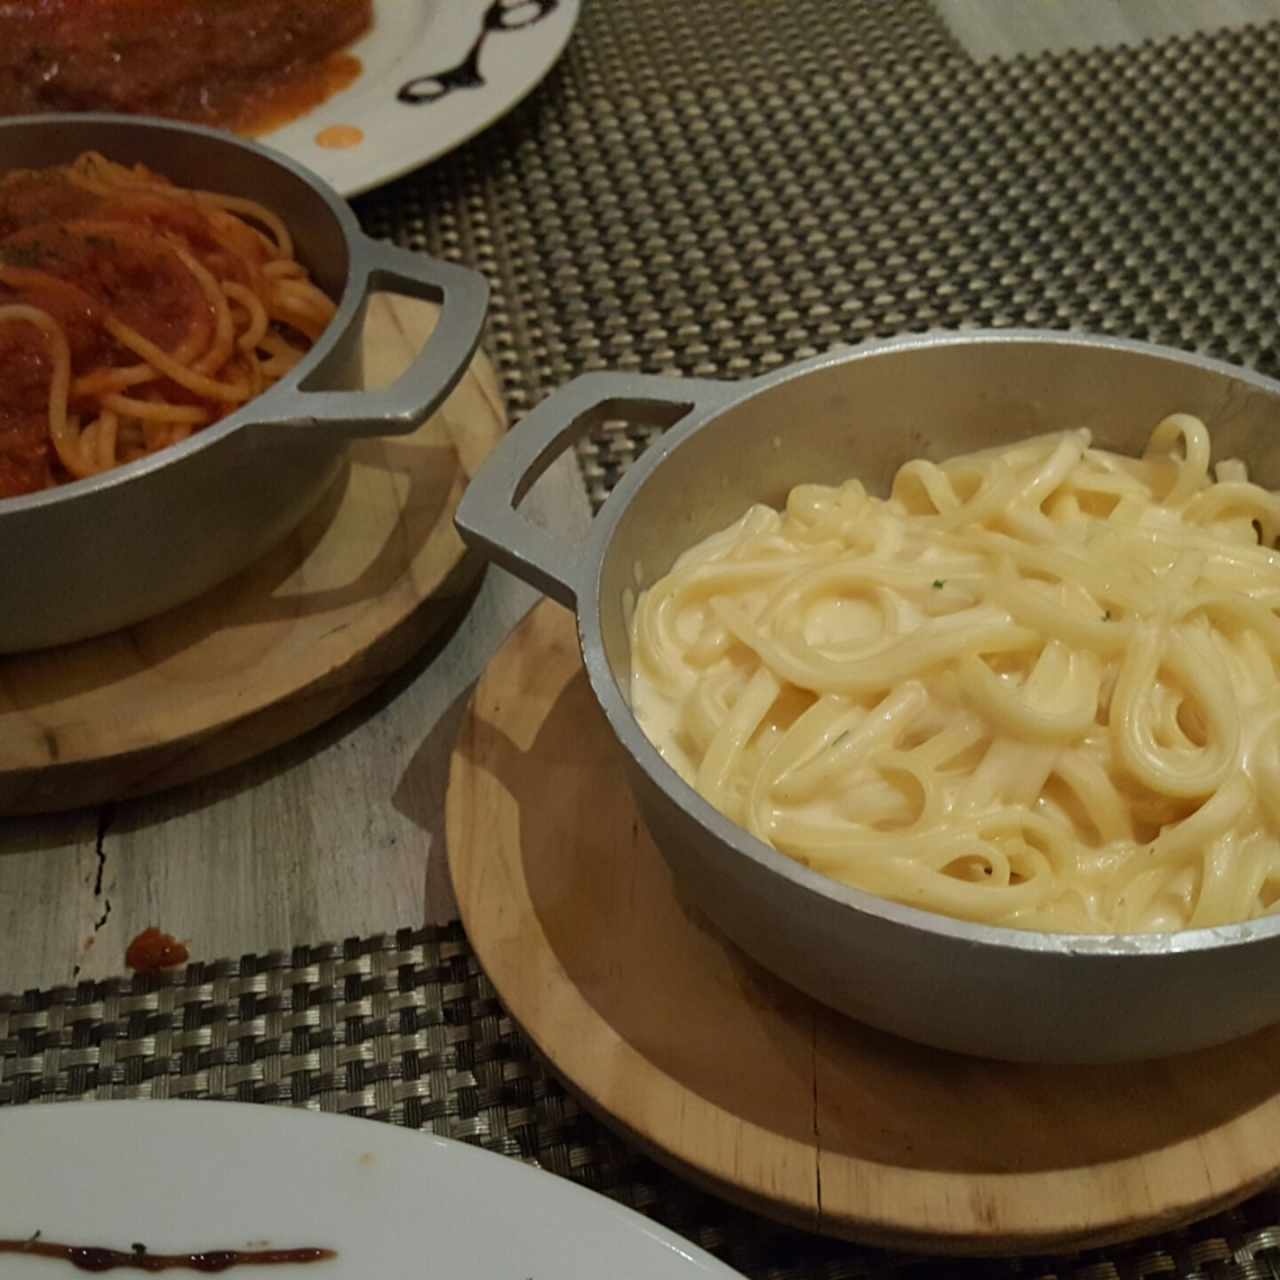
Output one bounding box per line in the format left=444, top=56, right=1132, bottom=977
left=125, top=928, right=190, bottom=973
left=0, top=1, right=371, bottom=131
left=0, top=144, right=337, bottom=500
left=0, top=166, right=223, bottom=499
left=241, top=54, right=365, bottom=139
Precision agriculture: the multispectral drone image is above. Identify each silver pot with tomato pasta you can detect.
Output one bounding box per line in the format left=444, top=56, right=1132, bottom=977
left=0, top=114, right=487, bottom=652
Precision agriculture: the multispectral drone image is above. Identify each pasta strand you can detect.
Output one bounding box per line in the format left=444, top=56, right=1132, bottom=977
left=631, top=418, right=1280, bottom=934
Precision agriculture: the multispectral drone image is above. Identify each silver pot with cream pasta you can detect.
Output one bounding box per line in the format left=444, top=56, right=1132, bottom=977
left=457, top=331, right=1280, bottom=1063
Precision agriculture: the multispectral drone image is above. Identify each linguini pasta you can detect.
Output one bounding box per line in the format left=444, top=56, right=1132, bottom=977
left=630, top=415, right=1280, bottom=934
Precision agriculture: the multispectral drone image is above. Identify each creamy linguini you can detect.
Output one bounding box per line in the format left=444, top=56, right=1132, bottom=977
left=629, top=415, right=1280, bottom=933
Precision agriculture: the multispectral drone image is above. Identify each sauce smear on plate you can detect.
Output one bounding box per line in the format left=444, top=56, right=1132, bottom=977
left=241, top=55, right=364, bottom=138
left=0, top=1239, right=335, bottom=1272
left=314, top=124, right=366, bottom=151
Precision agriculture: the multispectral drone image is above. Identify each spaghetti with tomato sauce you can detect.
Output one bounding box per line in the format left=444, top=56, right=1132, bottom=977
left=0, top=152, right=335, bottom=499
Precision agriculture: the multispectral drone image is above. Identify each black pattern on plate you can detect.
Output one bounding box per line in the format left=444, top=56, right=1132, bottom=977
left=398, top=1, right=560, bottom=105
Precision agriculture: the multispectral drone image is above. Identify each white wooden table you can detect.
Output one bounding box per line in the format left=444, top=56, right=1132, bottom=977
left=0, top=449, right=591, bottom=993
left=1, top=0, right=1275, bottom=996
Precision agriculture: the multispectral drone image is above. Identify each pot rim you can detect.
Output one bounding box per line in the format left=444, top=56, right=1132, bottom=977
left=574, top=328, right=1280, bottom=961
left=0, top=112, right=368, bottom=516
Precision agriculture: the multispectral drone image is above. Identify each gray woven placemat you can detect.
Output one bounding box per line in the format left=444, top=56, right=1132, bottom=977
left=4, top=925, right=1280, bottom=1280
left=9, top=2, right=1280, bottom=1276
left=359, top=0, right=1280, bottom=509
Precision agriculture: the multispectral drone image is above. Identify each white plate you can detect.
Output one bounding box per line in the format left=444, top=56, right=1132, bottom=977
left=0, top=1101, right=741, bottom=1278
left=263, top=0, right=581, bottom=197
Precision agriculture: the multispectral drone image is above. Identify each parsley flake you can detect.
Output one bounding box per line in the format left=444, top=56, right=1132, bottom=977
left=0, top=243, right=46, bottom=269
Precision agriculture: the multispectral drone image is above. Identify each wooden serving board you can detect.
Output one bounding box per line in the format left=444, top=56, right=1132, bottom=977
left=0, top=296, right=504, bottom=815
left=447, top=600, right=1280, bottom=1257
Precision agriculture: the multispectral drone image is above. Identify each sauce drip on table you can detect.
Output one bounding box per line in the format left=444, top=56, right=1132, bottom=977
left=0, top=1239, right=335, bottom=1272
left=125, top=928, right=189, bottom=973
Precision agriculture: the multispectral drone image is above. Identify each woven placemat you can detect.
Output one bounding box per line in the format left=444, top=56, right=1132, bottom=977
left=4, top=924, right=1280, bottom=1280
left=8, top=1, right=1280, bottom=1276
left=359, top=0, right=1280, bottom=510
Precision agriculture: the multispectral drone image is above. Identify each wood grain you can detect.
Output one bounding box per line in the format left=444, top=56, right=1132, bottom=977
left=0, top=294, right=504, bottom=815
left=0, top=444, right=591, bottom=994
left=447, top=600, right=1280, bottom=1255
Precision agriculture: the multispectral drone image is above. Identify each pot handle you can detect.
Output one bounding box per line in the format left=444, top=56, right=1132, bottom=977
left=455, top=372, right=731, bottom=606
left=261, top=239, right=490, bottom=438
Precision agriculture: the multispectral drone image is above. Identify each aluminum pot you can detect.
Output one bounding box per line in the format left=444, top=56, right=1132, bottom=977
left=457, top=330, right=1280, bottom=1064
left=0, top=114, right=488, bottom=652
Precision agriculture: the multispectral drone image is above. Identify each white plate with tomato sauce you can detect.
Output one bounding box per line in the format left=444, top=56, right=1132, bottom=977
left=265, top=0, right=581, bottom=198
left=0, top=1101, right=740, bottom=1278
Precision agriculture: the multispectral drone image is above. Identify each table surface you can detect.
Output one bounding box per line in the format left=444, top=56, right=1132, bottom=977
left=4, top=0, right=1275, bottom=999
left=0, top=451, right=591, bottom=991
left=6, top=2, right=1280, bottom=1276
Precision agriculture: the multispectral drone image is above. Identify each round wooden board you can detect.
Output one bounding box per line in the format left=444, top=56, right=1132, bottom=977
left=0, top=296, right=504, bottom=815
left=446, top=600, right=1280, bottom=1257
